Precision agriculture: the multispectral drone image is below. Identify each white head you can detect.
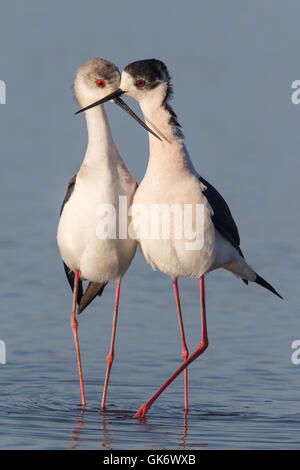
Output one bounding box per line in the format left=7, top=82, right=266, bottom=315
left=74, top=58, right=121, bottom=109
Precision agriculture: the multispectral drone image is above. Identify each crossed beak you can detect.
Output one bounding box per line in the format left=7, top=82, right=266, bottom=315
left=75, top=88, right=162, bottom=141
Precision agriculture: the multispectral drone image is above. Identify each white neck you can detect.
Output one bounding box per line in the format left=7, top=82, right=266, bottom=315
left=139, top=98, right=196, bottom=175
left=81, top=104, right=119, bottom=168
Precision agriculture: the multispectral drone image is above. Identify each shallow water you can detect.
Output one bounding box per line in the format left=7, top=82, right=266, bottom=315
left=0, top=241, right=299, bottom=450
left=0, top=1, right=300, bottom=450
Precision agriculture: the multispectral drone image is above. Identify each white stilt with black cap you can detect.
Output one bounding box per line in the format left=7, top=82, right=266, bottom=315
left=78, top=58, right=282, bottom=418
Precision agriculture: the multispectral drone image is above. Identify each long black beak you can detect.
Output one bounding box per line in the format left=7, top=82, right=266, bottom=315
left=75, top=88, right=124, bottom=115
left=75, top=88, right=162, bottom=141
left=113, top=96, right=162, bottom=140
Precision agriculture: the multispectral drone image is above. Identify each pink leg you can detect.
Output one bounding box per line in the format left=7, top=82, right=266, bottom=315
left=101, top=283, right=120, bottom=410
left=134, top=275, right=208, bottom=418
left=70, top=269, right=86, bottom=408
left=173, top=279, right=189, bottom=410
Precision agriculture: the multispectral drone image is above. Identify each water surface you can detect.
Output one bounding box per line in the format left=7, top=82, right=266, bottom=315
left=0, top=0, right=299, bottom=450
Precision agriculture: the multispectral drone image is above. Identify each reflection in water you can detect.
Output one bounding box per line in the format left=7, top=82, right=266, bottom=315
left=68, top=409, right=84, bottom=450
left=67, top=409, right=116, bottom=450
left=100, top=411, right=114, bottom=450
left=179, top=410, right=188, bottom=449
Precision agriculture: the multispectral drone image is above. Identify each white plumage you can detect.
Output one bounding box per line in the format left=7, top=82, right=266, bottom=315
left=57, top=59, right=137, bottom=285
left=62, top=58, right=281, bottom=416
left=56, top=58, right=137, bottom=410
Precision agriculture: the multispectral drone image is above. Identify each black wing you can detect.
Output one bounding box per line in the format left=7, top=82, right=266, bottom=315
left=60, top=174, right=77, bottom=216
left=63, top=261, right=84, bottom=305
left=60, top=174, right=108, bottom=313
left=199, top=176, right=284, bottom=295
left=199, top=175, right=243, bottom=258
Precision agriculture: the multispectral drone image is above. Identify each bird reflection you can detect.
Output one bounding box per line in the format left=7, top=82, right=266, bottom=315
left=179, top=410, right=188, bottom=449
left=67, top=407, right=189, bottom=450
left=68, top=409, right=84, bottom=450
left=100, top=411, right=114, bottom=450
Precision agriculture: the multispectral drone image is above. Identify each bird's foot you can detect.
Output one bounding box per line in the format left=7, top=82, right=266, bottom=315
left=133, top=403, right=148, bottom=419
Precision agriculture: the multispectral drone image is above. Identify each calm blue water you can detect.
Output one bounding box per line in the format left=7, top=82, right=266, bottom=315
left=0, top=1, right=299, bottom=449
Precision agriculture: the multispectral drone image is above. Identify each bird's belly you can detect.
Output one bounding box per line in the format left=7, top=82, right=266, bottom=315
left=135, top=200, right=216, bottom=279
left=132, top=178, right=217, bottom=279
left=57, top=189, right=136, bottom=283
left=80, top=237, right=136, bottom=283
left=139, top=236, right=215, bottom=279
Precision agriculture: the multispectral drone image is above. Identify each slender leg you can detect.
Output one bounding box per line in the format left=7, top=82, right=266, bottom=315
left=101, top=283, right=120, bottom=410
left=173, top=279, right=189, bottom=411
left=134, top=275, right=208, bottom=418
left=70, top=269, right=86, bottom=408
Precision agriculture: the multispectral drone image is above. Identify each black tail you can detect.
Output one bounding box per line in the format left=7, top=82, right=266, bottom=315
left=255, top=274, right=283, bottom=299
left=78, top=281, right=108, bottom=314
left=64, top=262, right=84, bottom=304
left=63, top=263, right=107, bottom=314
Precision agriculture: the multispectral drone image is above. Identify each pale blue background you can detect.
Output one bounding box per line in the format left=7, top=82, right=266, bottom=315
left=0, top=0, right=299, bottom=449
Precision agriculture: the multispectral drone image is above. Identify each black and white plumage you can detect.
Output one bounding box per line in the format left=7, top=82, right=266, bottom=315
left=72, top=58, right=282, bottom=417
left=60, top=174, right=107, bottom=314
left=57, top=59, right=137, bottom=311
left=118, top=59, right=282, bottom=297
left=79, top=57, right=282, bottom=296
left=57, top=58, right=140, bottom=409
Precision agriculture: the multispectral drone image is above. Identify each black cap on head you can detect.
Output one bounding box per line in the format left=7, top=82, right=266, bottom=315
left=124, top=59, right=170, bottom=83
left=123, top=59, right=183, bottom=138
left=124, top=59, right=173, bottom=100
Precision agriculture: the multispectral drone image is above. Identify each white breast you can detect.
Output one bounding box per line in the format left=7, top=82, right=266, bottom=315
left=57, top=164, right=137, bottom=283
left=132, top=168, right=217, bottom=280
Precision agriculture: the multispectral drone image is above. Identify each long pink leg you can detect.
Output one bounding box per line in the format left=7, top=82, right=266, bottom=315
left=173, top=279, right=189, bottom=410
left=101, top=283, right=120, bottom=410
left=134, top=275, right=208, bottom=418
left=70, top=269, right=86, bottom=408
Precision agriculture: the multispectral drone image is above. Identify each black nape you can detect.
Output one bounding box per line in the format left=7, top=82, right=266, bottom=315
left=125, top=59, right=184, bottom=138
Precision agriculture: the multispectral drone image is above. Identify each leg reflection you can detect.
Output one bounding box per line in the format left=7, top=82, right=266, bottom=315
left=68, top=409, right=85, bottom=450
left=179, top=409, right=188, bottom=450
left=100, top=410, right=115, bottom=450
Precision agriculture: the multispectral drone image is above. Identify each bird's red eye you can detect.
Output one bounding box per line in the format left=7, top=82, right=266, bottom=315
left=136, top=79, right=145, bottom=88
left=96, top=79, right=105, bottom=88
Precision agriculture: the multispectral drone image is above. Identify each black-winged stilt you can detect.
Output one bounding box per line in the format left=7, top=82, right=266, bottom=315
left=75, top=58, right=282, bottom=418
left=57, top=58, right=140, bottom=409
